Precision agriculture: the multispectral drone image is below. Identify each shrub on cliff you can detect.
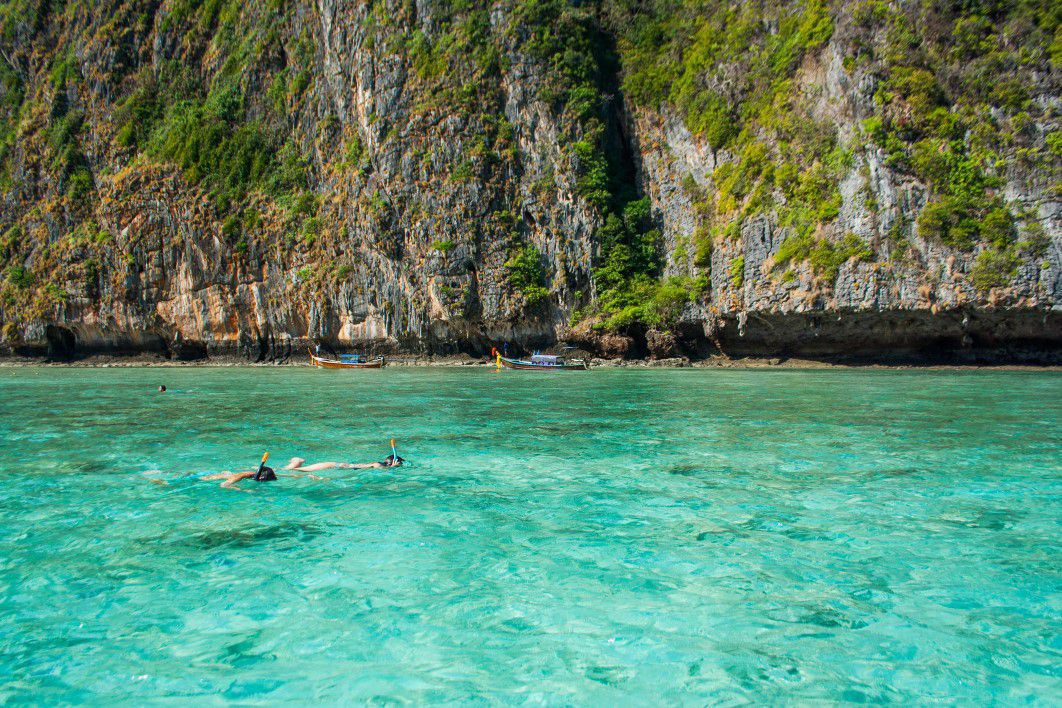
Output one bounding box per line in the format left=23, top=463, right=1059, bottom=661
left=729, top=256, right=745, bottom=288
left=775, top=232, right=873, bottom=282
left=505, top=244, right=549, bottom=306
left=971, top=247, right=1019, bottom=292
left=148, top=86, right=306, bottom=208
left=5, top=265, right=31, bottom=289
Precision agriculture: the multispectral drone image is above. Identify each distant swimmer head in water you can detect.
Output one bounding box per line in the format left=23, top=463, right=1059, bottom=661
left=158, top=385, right=166, bottom=392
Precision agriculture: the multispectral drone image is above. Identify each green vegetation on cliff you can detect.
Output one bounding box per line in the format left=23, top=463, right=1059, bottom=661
left=606, top=0, right=847, bottom=287
left=605, top=0, right=1057, bottom=296
left=504, top=243, right=549, bottom=306
left=510, top=0, right=672, bottom=328
left=0, top=0, right=1057, bottom=349
left=119, top=1, right=310, bottom=208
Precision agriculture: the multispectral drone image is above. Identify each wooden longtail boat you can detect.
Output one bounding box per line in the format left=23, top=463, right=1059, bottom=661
left=310, top=352, right=386, bottom=369
left=498, top=353, right=588, bottom=371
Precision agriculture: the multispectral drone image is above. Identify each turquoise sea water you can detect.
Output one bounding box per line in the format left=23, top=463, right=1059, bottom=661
left=0, top=366, right=1059, bottom=703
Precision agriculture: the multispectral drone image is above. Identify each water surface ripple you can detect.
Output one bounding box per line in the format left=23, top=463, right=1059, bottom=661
left=0, top=367, right=1059, bottom=703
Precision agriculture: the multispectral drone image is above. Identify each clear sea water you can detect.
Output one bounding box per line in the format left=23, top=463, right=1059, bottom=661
left=0, top=366, right=1059, bottom=704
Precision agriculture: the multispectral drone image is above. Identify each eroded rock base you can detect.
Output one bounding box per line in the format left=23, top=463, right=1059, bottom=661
left=4, top=309, right=1059, bottom=365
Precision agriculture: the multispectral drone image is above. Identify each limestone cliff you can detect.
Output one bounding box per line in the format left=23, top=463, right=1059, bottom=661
left=0, top=0, right=1059, bottom=361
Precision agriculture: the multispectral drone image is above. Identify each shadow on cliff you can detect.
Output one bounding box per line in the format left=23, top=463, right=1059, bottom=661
left=13, top=325, right=209, bottom=363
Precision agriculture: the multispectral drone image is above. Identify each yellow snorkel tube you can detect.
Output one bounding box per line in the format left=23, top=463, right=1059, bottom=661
left=253, top=452, right=270, bottom=479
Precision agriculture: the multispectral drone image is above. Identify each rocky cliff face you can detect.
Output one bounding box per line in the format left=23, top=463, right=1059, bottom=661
left=0, top=0, right=1059, bottom=362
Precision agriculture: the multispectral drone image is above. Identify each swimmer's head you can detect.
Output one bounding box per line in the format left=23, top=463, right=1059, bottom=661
left=158, top=385, right=166, bottom=392
left=384, top=454, right=404, bottom=467
left=254, top=466, right=277, bottom=482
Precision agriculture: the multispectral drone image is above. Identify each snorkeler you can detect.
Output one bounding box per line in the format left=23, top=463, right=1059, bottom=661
left=349, top=439, right=405, bottom=469
left=349, top=455, right=403, bottom=469
left=201, top=453, right=324, bottom=489
left=201, top=453, right=277, bottom=488
left=285, top=440, right=406, bottom=472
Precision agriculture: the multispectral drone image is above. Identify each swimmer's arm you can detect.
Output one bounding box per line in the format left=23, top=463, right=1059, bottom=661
left=220, top=471, right=256, bottom=489
left=349, top=462, right=384, bottom=469
left=202, top=470, right=237, bottom=481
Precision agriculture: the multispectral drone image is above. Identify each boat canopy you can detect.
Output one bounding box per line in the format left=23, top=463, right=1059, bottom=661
left=340, top=353, right=365, bottom=362
left=530, top=354, right=563, bottom=365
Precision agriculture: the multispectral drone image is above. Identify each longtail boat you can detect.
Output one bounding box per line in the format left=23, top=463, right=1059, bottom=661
left=498, top=353, right=588, bottom=371
left=310, top=352, right=386, bottom=369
